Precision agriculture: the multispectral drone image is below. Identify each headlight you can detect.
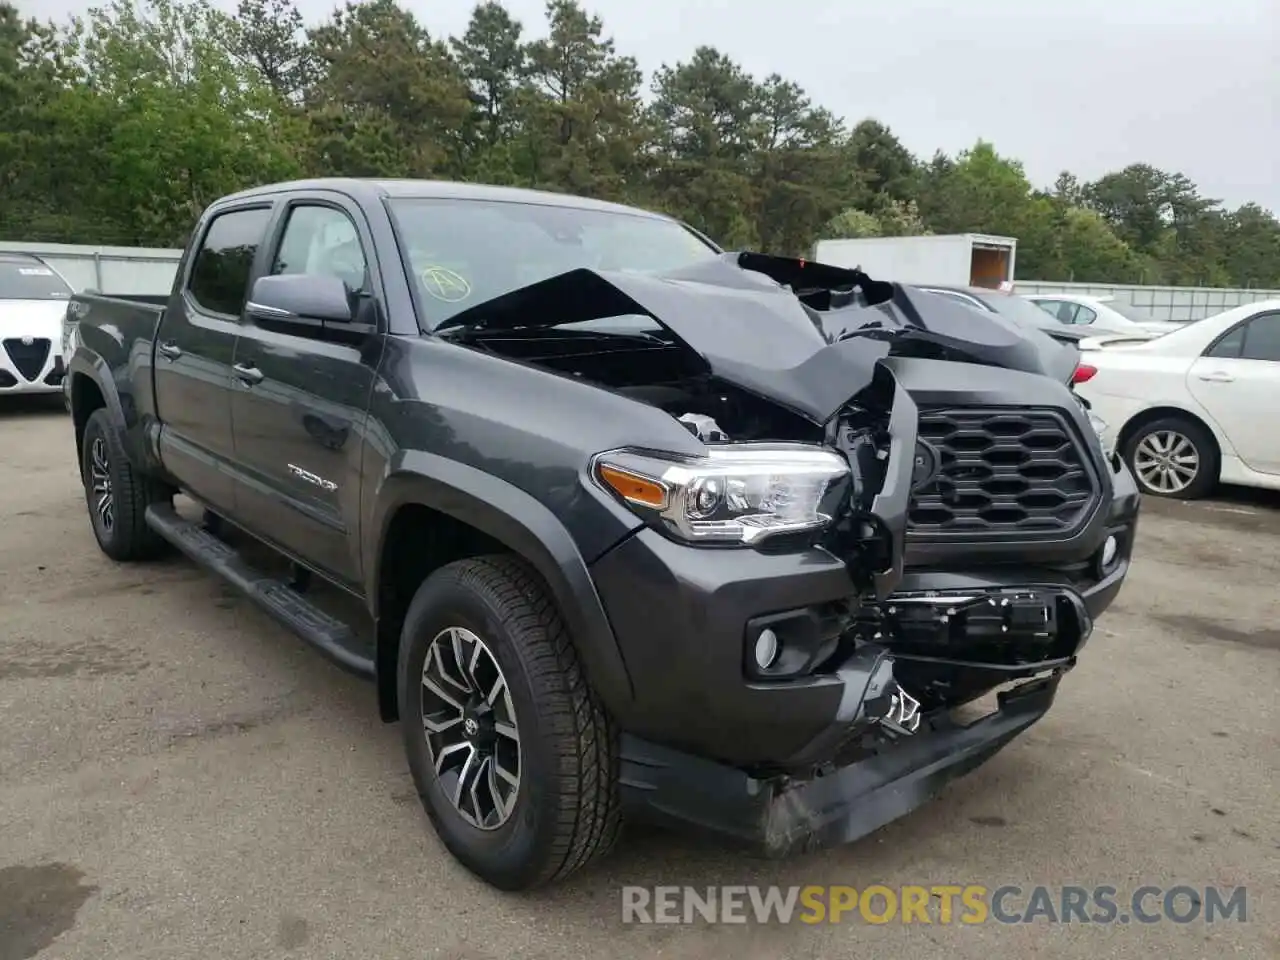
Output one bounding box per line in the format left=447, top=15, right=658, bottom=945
left=593, top=443, right=850, bottom=546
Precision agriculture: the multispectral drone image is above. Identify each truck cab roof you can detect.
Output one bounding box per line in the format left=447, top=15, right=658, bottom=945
left=218, top=177, right=673, bottom=222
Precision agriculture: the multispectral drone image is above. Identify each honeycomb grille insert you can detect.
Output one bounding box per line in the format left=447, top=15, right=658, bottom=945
left=909, top=408, right=1098, bottom=538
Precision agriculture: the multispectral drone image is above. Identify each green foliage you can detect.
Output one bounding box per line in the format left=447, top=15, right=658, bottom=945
left=0, top=0, right=1276, bottom=286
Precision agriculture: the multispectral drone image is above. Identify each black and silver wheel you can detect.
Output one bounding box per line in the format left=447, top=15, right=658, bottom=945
left=421, top=626, right=522, bottom=830
left=80, top=408, right=170, bottom=561
left=398, top=555, right=621, bottom=891
left=1122, top=415, right=1217, bottom=500
left=88, top=433, right=116, bottom=536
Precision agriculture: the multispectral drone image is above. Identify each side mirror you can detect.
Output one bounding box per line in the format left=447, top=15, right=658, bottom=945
left=246, top=273, right=374, bottom=340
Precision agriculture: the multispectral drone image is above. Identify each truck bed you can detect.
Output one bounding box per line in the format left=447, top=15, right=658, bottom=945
left=66, top=293, right=167, bottom=406
left=69, top=292, right=166, bottom=332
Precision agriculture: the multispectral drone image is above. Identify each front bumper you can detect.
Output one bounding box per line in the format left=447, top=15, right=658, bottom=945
left=589, top=432, right=1138, bottom=772
left=619, top=672, right=1060, bottom=856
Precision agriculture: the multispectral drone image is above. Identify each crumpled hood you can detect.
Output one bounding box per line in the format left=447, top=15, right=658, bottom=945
left=0, top=299, right=70, bottom=346
left=437, top=252, right=1077, bottom=422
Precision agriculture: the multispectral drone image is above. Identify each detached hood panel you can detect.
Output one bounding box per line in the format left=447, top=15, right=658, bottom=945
left=437, top=252, right=1077, bottom=423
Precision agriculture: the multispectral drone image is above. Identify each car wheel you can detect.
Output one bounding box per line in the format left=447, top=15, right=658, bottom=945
left=397, top=555, right=621, bottom=891
left=80, top=408, right=170, bottom=561
left=1122, top=416, right=1218, bottom=500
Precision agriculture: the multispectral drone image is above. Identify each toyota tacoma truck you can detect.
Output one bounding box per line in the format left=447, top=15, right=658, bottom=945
left=64, top=179, right=1139, bottom=891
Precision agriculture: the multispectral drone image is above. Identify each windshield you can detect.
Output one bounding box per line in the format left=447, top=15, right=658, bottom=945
left=0, top=259, right=72, bottom=300
left=387, top=198, right=721, bottom=329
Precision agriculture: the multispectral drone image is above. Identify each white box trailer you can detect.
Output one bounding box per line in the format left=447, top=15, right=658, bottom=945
left=810, top=234, right=1018, bottom=289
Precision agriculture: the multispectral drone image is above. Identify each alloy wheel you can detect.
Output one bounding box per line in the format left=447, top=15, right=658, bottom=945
left=1133, top=430, right=1199, bottom=495
left=89, top=436, right=115, bottom=533
left=420, top=626, right=521, bottom=830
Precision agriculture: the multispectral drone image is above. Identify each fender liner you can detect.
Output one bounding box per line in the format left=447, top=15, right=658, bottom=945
left=365, top=451, right=637, bottom=717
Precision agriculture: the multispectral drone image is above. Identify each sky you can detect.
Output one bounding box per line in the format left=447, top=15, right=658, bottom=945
left=19, top=0, right=1280, bottom=214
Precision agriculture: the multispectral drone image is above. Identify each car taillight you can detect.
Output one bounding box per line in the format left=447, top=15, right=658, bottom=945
left=1072, top=363, right=1097, bottom=384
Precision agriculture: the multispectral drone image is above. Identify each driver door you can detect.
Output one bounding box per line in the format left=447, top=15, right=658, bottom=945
left=1187, top=310, right=1280, bottom=476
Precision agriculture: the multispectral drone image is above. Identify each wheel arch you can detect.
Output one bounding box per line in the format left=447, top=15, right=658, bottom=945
left=1116, top=405, right=1224, bottom=485
left=67, top=355, right=127, bottom=466
left=366, top=453, right=635, bottom=724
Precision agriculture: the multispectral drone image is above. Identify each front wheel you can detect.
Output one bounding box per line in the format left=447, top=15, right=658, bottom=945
left=1122, top=415, right=1218, bottom=500
left=397, top=555, right=621, bottom=891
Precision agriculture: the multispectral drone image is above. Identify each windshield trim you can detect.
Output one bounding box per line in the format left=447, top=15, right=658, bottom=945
left=384, top=195, right=722, bottom=333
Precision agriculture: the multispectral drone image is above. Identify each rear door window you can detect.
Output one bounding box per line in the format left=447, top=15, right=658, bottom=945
left=1240, top=313, right=1280, bottom=362
left=187, top=207, right=273, bottom=317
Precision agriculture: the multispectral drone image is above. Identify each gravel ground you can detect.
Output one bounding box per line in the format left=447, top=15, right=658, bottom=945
left=1, top=397, right=1277, bottom=960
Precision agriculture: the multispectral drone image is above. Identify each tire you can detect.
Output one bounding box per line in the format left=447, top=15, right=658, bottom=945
left=397, top=555, right=621, bottom=891
left=1121, top=415, right=1218, bottom=500
left=80, top=407, right=170, bottom=561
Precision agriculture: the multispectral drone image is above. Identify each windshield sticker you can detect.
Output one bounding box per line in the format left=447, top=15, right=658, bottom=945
left=420, top=266, right=471, bottom=303
left=18, top=267, right=55, bottom=276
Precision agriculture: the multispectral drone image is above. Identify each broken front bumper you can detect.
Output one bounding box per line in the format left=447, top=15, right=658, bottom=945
left=619, top=671, right=1060, bottom=857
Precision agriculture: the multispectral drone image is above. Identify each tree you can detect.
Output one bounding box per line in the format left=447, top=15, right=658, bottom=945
left=304, top=0, right=471, bottom=178
left=847, top=119, right=917, bottom=208
left=0, top=0, right=1274, bottom=286
left=229, top=0, right=313, bottom=103
left=646, top=47, right=760, bottom=245
left=452, top=0, right=527, bottom=173
left=1220, top=203, right=1280, bottom=288
left=514, top=0, right=647, bottom=201
left=748, top=74, right=854, bottom=254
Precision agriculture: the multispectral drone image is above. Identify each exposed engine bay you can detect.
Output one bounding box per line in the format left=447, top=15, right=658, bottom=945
left=434, top=250, right=1079, bottom=429
left=437, top=312, right=824, bottom=443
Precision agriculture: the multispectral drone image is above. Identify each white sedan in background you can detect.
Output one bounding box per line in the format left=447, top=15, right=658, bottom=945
left=1074, top=300, right=1280, bottom=498
left=0, top=252, right=74, bottom=398
left=1025, top=293, right=1183, bottom=338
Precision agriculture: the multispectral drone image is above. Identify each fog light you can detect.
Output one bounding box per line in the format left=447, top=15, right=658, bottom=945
left=754, top=628, right=780, bottom=670
left=1101, top=535, right=1118, bottom=569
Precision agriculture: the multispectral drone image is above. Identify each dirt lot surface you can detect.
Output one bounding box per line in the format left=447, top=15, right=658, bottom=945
left=2, top=398, right=1277, bottom=960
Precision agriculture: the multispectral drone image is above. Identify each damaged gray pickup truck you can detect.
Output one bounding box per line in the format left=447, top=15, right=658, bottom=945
left=63, top=179, right=1140, bottom=890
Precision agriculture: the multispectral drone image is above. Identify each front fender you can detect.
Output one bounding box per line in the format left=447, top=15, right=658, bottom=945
left=365, top=450, right=637, bottom=713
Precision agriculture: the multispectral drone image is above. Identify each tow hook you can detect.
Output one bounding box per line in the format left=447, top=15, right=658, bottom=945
left=857, top=657, right=923, bottom=737
left=883, top=686, right=922, bottom=736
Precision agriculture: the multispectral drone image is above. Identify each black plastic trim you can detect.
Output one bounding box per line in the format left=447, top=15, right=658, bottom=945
left=618, top=673, right=1060, bottom=856
left=145, top=503, right=375, bottom=678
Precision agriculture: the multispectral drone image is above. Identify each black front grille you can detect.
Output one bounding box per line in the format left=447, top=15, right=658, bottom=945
left=909, top=407, right=1099, bottom=539
left=3, top=337, right=51, bottom=382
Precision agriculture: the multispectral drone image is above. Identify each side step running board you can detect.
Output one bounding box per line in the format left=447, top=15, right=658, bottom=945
left=145, top=504, right=375, bottom=680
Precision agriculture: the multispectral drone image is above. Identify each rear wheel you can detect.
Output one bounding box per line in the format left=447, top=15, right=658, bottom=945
left=80, top=408, right=170, bottom=561
left=397, top=555, right=621, bottom=891
left=1122, top=415, right=1218, bottom=500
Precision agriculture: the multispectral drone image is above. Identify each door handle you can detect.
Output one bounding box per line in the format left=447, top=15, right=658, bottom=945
left=157, top=341, right=182, bottom=360
left=1196, top=371, right=1234, bottom=383
left=233, top=362, right=264, bottom=386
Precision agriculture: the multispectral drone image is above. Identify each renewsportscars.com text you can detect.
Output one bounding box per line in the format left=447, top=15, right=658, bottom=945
left=620, top=884, right=1249, bottom=925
